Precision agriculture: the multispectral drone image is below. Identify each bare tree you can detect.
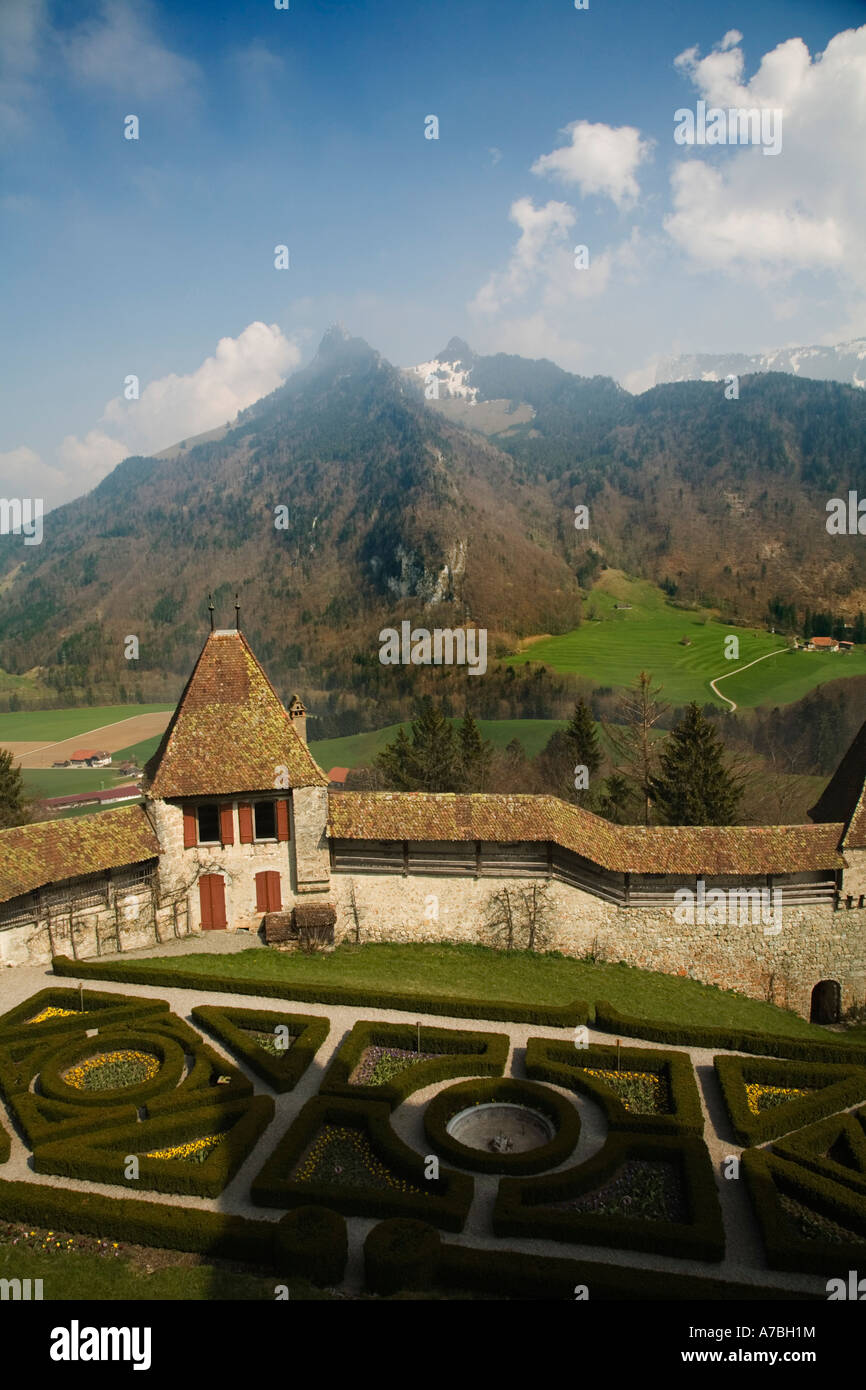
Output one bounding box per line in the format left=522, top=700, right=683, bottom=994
left=482, top=883, right=555, bottom=953
left=483, top=886, right=519, bottom=951
left=602, top=671, right=669, bottom=825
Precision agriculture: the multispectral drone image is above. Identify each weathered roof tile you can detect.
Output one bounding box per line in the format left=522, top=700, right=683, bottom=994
left=0, top=805, right=159, bottom=904
left=327, top=792, right=845, bottom=875
left=144, top=631, right=328, bottom=798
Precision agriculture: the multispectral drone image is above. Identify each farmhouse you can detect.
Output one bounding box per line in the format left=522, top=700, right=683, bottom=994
left=805, top=637, right=839, bottom=652
left=68, top=749, right=112, bottom=768
left=1, top=626, right=865, bottom=1024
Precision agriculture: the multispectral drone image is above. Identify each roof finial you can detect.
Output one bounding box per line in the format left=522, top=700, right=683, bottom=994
left=235, top=593, right=241, bottom=631
left=207, top=593, right=215, bottom=631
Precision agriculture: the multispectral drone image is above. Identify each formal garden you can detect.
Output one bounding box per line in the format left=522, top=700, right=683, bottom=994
left=1, top=949, right=866, bottom=1299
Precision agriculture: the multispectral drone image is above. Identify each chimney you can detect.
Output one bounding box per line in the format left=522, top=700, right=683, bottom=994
left=288, top=693, right=307, bottom=743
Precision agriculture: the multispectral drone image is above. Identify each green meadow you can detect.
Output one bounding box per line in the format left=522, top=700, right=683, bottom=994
left=308, top=717, right=574, bottom=772
left=0, top=704, right=173, bottom=743
left=506, top=573, right=866, bottom=709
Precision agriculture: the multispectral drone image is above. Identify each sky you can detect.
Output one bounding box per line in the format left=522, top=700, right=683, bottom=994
left=1, top=0, right=865, bottom=510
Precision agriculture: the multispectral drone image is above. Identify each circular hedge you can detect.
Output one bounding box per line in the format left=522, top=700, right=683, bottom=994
left=275, top=1206, right=348, bottom=1288
left=364, top=1218, right=442, bottom=1296
left=423, top=1077, right=581, bottom=1175
left=38, top=1032, right=183, bottom=1107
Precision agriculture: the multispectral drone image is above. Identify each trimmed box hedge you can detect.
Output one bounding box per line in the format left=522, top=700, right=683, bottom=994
left=273, top=1205, right=348, bottom=1287
left=493, top=1130, right=725, bottom=1261
left=595, top=1000, right=866, bottom=1065
left=713, top=1054, right=866, bottom=1145
left=0, top=1175, right=280, bottom=1267
left=250, top=1094, right=473, bottom=1230
left=742, top=1147, right=866, bottom=1276
left=190, top=1005, right=329, bottom=1093
left=33, top=1094, right=275, bottom=1199
left=319, top=1020, right=508, bottom=1108
left=364, top=1217, right=807, bottom=1300
left=525, top=1037, right=704, bottom=1135
left=0, top=987, right=170, bottom=1045
left=423, top=1078, right=581, bottom=1175
left=0, top=1119, right=9, bottom=1164
left=0, top=1012, right=253, bottom=1149
left=52, top=954, right=589, bottom=1026
left=772, top=1107, right=866, bottom=1197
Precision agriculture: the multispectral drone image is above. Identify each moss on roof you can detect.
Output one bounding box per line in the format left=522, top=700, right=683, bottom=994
left=0, top=805, right=159, bottom=904
left=144, top=630, right=328, bottom=798
left=328, top=792, right=845, bottom=876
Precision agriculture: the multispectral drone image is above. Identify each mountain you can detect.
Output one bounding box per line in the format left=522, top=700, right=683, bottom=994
left=656, top=339, right=866, bottom=391
left=3, top=331, right=866, bottom=727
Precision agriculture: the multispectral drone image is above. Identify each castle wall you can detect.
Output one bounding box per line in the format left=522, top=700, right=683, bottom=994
left=328, top=870, right=866, bottom=1021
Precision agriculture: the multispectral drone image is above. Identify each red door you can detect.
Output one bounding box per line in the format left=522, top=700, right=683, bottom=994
left=199, top=874, right=227, bottom=930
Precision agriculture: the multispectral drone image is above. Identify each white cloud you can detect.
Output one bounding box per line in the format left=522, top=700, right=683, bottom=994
left=666, top=27, right=866, bottom=287
left=531, top=120, right=653, bottom=208
left=56, top=322, right=301, bottom=498
left=62, top=0, right=199, bottom=100
left=0, top=0, right=46, bottom=134
left=471, top=198, right=576, bottom=314
left=0, top=445, right=66, bottom=511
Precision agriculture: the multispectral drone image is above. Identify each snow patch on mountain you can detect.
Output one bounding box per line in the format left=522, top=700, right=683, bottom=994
left=656, top=340, right=866, bottom=390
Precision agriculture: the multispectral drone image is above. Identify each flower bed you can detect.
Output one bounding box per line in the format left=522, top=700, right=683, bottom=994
left=145, top=1135, right=225, bottom=1165
left=251, top=1096, right=473, bottom=1230
left=746, top=1083, right=811, bottom=1115
left=350, top=1047, right=441, bottom=1087
left=494, top=1132, right=724, bottom=1261
left=742, top=1147, right=866, bottom=1274
left=714, top=1055, right=866, bottom=1145
left=28, top=1007, right=82, bottom=1025
left=525, top=1038, right=702, bottom=1134
left=319, top=1021, right=508, bottom=1109
left=190, top=1006, right=328, bottom=1093
left=63, top=1050, right=160, bottom=1092
left=554, top=1157, right=686, bottom=1222
left=580, top=1068, right=671, bottom=1115
left=294, top=1125, right=423, bottom=1195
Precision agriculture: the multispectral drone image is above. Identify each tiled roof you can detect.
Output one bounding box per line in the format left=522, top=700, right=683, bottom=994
left=808, top=723, right=866, bottom=849
left=0, top=805, right=159, bottom=905
left=145, top=631, right=328, bottom=798
left=327, top=792, right=845, bottom=875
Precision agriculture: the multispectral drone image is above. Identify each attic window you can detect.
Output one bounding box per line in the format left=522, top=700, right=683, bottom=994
left=197, top=804, right=220, bottom=844
left=254, top=801, right=276, bottom=841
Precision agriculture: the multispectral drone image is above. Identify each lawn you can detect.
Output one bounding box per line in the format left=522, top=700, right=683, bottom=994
left=107, top=942, right=850, bottom=1043
left=506, top=572, right=866, bottom=709
left=0, top=704, right=173, bottom=743
left=310, top=718, right=570, bottom=770
left=0, top=1240, right=328, bottom=1300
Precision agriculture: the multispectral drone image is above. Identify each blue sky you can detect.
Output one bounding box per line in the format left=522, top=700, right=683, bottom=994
left=1, top=0, right=864, bottom=508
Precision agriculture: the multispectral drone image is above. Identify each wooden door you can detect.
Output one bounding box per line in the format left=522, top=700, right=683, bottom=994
left=199, top=874, right=227, bottom=930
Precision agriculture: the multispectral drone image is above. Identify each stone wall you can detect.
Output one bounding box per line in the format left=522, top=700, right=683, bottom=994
left=329, top=870, right=866, bottom=1020
left=0, top=876, right=184, bottom=969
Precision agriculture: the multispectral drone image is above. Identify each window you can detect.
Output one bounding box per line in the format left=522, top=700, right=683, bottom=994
left=197, top=803, right=220, bottom=843
left=254, top=801, right=276, bottom=840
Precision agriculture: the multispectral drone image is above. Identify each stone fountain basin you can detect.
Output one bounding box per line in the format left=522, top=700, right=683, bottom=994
left=446, top=1102, right=555, bottom=1154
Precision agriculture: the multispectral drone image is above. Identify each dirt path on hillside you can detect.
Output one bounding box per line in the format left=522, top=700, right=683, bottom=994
left=5, top=711, right=172, bottom=767
left=709, top=649, right=787, bottom=712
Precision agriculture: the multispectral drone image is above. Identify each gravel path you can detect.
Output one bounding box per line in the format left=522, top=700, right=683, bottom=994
left=0, top=942, right=847, bottom=1298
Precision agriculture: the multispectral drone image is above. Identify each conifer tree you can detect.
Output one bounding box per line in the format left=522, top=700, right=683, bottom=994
left=649, top=703, right=743, bottom=825
left=564, top=697, right=601, bottom=804
left=375, top=700, right=460, bottom=792
left=457, top=711, right=493, bottom=791
left=0, top=747, right=31, bottom=830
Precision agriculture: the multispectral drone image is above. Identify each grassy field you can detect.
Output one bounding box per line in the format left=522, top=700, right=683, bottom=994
left=0, top=1240, right=327, bottom=1300
left=507, top=572, right=866, bottom=708
left=107, top=941, right=851, bottom=1042
left=0, top=703, right=173, bottom=743
left=309, top=718, right=570, bottom=770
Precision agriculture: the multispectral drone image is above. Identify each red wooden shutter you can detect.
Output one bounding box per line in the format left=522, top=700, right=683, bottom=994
left=255, top=871, right=282, bottom=912
left=183, top=805, right=197, bottom=848
left=276, top=798, right=290, bottom=842
left=255, top=872, right=267, bottom=912
left=219, top=804, right=234, bottom=846
left=199, top=875, right=227, bottom=929
left=238, top=803, right=254, bottom=844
